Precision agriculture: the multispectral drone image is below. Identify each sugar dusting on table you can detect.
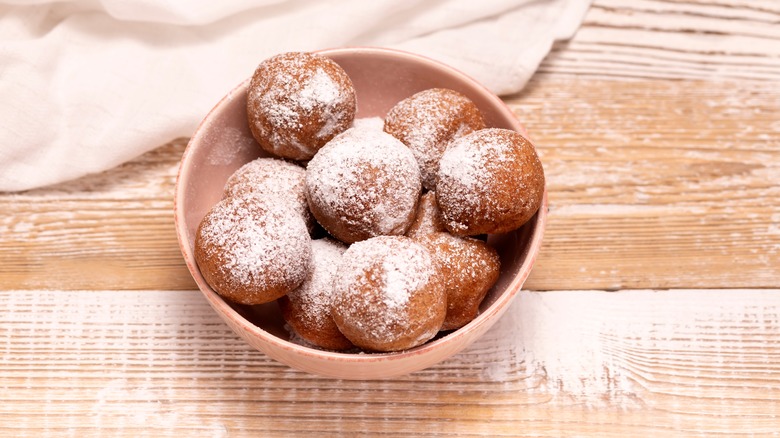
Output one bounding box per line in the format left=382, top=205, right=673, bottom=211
left=467, top=291, right=639, bottom=406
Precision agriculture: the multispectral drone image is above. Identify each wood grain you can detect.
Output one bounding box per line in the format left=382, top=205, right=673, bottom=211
left=540, top=0, right=780, bottom=81
left=2, top=78, right=777, bottom=291
left=2, top=289, right=779, bottom=436
left=2, top=0, right=778, bottom=292
left=511, top=78, right=780, bottom=290
left=2, top=1, right=780, bottom=435
left=0, top=142, right=193, bottom=290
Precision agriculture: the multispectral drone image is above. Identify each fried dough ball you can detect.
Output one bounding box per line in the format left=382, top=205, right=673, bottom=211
left=194, top=194, right=311, bottom=305
left=418, top=232, right=500, bottom=330
left=278, top=238, right=353, bottom=351
left=223, top=157, right=314, bottom=232
left=305, top=127, right=422, bottom=243
left=436, top=128, right=544, bottom=236
left=331, top=236, right=446, bottom=352
left=247, top=52, right=357, bottom=160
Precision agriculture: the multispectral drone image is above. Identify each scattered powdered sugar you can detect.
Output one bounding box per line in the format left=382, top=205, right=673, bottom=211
left=439, top=137, right=486, bottom=190
left=298, top=68, right=343, bottom=112
left=351, top=116, right=385, bottom=131
left=305, top=127, right=422, bottom=242
left=195, top=194, right=311, bottom=301
left=205, top=126, right=257, bottom=166
left=379, top=249, right=427, bottom=309
left=439, top=130, right=507, bottom=190
left=436, top=133, right=491, bottom=233
left=297, top=67, right=346, bottom=141
left=260, top=59, right=348, bottom=142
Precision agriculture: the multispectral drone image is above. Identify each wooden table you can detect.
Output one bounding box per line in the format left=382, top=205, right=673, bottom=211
left=2, top=1, right=779, bottom=436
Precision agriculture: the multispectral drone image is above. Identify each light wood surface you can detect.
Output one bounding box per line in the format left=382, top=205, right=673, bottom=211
left=3, top=289, right=780, bottom=437
left=2, top=1, right=780, bottom=436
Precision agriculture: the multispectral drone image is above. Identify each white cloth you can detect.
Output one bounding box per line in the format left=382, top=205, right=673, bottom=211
left=0, top=0, right=590, bottom=191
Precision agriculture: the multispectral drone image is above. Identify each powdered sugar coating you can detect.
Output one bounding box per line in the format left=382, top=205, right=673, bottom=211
left=305, top=127, right=422, bottom=243
left=418, top=232, right=500, bottom=330
left=331, top=236, right=446, bottom=352
left=405, top=191, right=447, bottom=238
left=278, top=238, right=353, bottom=351
left=223, top=157, right=314, bottom=232
left=194, top=194, right=312, bottom=305
left=437, top=128, right=545, bottom=236
left=351, top=116, right=385, bottom=131
left=247, top=52, right=357, bottom=161
left=384, top=88, right=486, bottom=190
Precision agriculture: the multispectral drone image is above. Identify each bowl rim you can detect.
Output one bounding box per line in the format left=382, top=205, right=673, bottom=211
left=173, top=46, right=547, bottom=364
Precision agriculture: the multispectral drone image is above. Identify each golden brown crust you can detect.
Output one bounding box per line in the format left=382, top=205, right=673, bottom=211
left=405, top=191, right=447, bottom=238
left=246, top=52, right=357, bottom=161
left=418, top=232, right=500, bottom=330
left=436, top=128, right=545, bottom=236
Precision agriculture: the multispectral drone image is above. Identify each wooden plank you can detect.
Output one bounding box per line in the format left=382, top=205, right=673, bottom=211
left=1, top=79, right=777, bottom=291
left=0, top=140, right=192, bottom=290
left=2, top=289, right=779, bottom=436
left=539, top=0, right=780, bottom=81
left=511, top=78, right=780, bottom=290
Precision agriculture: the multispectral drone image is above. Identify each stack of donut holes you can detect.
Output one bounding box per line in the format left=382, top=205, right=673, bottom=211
left=194, top=51, right=545, bottom=353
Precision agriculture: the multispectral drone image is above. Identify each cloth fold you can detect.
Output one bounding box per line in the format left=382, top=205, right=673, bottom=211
left=0, top=0, right=590, bottom=191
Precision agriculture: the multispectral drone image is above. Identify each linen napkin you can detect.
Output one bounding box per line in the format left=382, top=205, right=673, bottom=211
left=0, top=0, right=590, bottom=191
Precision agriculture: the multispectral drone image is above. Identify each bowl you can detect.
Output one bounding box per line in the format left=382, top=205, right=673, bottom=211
left=174, top=47, right=548, bottom=380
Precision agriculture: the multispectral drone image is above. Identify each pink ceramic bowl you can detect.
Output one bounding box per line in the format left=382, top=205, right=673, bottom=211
left=174, top=47, right=547, bottom=380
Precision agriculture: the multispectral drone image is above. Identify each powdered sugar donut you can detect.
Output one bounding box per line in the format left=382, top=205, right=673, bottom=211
left=436, top=128, right=545, bottom=236
left=418, top=232, right=500, bottom=330
left=331, top=236, right=446, bottom=352
left=194, top=194, right=312, bottom=305
left=384, top=88, right=485, bottom=190
left=305, top=127, right=422, bottom=243
left=278, top=238, right=353, bottom=351
left=223, top=157, right=314, bottom=232
left=247, top=52, right=357, bottom=161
